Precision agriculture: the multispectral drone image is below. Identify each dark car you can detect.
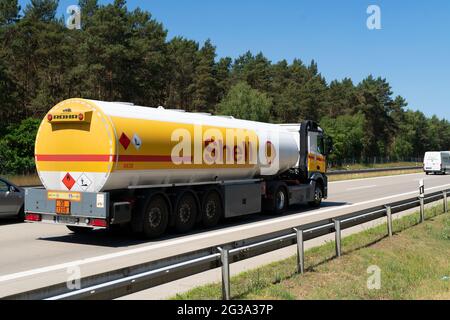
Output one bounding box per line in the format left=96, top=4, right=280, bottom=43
left=0, top=177, right=25, bottom=220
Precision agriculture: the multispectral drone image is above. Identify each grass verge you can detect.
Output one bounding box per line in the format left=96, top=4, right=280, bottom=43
left=330, top=161, right=421, bottom=171
left=173, top=202, right=450, bottom=300
left=328, top=168, right=423, bottom=182
left=2, top=174, right=41, bottom=186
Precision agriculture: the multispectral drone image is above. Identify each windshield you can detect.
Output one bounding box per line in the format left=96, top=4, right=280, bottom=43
left=425, top=153, right=440, bottom=161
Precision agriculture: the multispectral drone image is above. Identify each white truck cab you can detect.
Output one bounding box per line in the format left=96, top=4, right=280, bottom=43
left=424, top=151, right=450, bottom=175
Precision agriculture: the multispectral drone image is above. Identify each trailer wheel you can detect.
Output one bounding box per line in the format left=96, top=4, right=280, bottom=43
left=202, top=190, right=223, bottom=227
left=174, top=192, right=198, bottom=233
left=309, top=182, right=323, bottom=208
left=142, top=195, right=170, bottom=239
left=67, top=226, right=93, bottom=234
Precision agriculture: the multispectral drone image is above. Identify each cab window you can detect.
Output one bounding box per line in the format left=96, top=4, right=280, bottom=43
left=317, top=135, right=325, bottom=155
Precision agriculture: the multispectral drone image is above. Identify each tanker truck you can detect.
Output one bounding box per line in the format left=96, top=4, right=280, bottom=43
left=24, top=98, right=333, bottom=238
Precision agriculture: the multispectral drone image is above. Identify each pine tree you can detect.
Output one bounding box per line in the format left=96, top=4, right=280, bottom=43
left=0, top=0, right=20, bottom=25
left=191, top=39, right=218, bottom=113
left=24, top=0, right=58, bottom=22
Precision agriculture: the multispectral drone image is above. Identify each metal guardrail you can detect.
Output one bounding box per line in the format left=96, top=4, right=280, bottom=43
left=327, top=166, right=422, bottom=176
left=3, top=187, right=448, bottom=301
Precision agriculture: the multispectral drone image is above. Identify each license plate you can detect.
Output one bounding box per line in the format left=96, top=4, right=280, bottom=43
left=57, top=215, right=78, bottom=225
left=56, top=199, right=71, bottom=215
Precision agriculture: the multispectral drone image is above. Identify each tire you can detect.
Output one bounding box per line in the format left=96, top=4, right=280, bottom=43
left=266, top=183, right=288, bottom=215
left=174, top=192, right=198, bottom=233
left=309, top=183, right=323, bottom=208
left=17, top=206, right=25, bottom=222
left=141, top=195, right=170, bottom=239
left=67, top=226, right=93, bottom=234
left=202, top=190, right=223, bottom=228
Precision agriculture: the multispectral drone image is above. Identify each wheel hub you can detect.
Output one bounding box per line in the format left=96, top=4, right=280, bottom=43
left=179, top=203, right=191, bottom=223
left=315, top=189, right=323, bottom=201
left=276, top=191, right=285, bottom=210
left=205, top=200, right=217, bottom=219
left=148, top=207, right=162, bottom=228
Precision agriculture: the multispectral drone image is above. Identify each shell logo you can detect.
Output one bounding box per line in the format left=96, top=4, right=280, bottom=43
left=265, top=141, right=276, bottom=165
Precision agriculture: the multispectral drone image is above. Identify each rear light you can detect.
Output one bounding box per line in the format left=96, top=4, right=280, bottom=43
left=25, top=213, right=42, bottom=222
left=90, top=219, right=107, bottom=228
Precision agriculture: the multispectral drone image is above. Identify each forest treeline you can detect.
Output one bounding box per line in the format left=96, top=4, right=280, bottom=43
left=1, top=0, right=449, bottom=174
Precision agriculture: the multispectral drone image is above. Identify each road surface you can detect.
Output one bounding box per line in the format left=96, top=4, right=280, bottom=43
left=0, top=172, right=449, bottom=298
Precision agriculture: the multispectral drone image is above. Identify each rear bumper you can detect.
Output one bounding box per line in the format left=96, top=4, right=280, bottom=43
left=25, top=213, right=108, bottom=229
left=24, top=188, right=110, bottom=228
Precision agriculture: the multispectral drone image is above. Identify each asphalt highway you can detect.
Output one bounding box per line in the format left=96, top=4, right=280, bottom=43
left=1, top=172, right=449, bottom=298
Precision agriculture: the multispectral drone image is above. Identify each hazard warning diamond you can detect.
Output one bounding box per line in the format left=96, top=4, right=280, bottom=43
left=77, top=173, right=92, bottom=191
left=132, top=133, right=142, bottom=150
left=119, top=132, right=131, bottom=150
left=62, top=173, right=76, bottom=190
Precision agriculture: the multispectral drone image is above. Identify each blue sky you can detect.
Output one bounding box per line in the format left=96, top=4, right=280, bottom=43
left=19, top=0, right=450, bottom=119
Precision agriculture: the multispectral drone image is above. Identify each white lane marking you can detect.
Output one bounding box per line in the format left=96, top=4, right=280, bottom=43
left=1, top=182, right=450, bottom=283
left=346, top=185, right=377, bottom=191
left=330, top=172, right=424, bottom=184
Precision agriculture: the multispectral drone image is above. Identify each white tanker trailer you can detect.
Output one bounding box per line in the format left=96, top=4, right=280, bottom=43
left=24, top=98, right=333, bottom=238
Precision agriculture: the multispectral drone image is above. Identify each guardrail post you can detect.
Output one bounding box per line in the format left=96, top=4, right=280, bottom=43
left=419, top=179, right=425, bottom=223
left=294, top=228, right=305, bottom=274
left=218, top=247, right=230, bottom=300
left=444, top=191, right=448, bottom=213
left=419, top=197, right=425, bottom=223
left=385, top=205, right=393, bottom=237
left=334, top=220, right=342, bottom=257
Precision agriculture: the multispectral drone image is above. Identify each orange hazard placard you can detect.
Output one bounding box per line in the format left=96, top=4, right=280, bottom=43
left=56, top=199, right=71, bottom=215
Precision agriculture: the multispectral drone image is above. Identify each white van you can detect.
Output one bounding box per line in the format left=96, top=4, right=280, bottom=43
left=424, top=151, right=450, bottom=174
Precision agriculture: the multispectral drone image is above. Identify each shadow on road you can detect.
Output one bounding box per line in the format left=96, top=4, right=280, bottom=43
left=37, top=200, right=348, bottom=248
left=0, top=217, right=23, bottom=226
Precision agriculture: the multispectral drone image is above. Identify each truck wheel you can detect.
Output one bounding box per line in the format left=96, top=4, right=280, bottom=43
left=174, top=192, right=198, bottom=233
left=142, top=195, right=170, bottom=239
left=274, top=186, right=288, bottom=214
left=309, top=183, right=323, bottom=208
left=266, top=184, right=288, bottom=215
left=67, top=226, right=93, bottom=234
left=202, top=190, right=223, bottom=228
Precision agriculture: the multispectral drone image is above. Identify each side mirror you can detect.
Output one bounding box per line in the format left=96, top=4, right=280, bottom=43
left=9, top=186, right=16, bottom=192
left=324, top=136, right=334, bottom=155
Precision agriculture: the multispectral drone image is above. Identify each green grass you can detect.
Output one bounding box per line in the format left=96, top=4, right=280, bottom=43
left=173, top=202, right=450, bottom=300
left=330, top=161, right=421, bottom=171
left=329, top=168, right=423, bottom=182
